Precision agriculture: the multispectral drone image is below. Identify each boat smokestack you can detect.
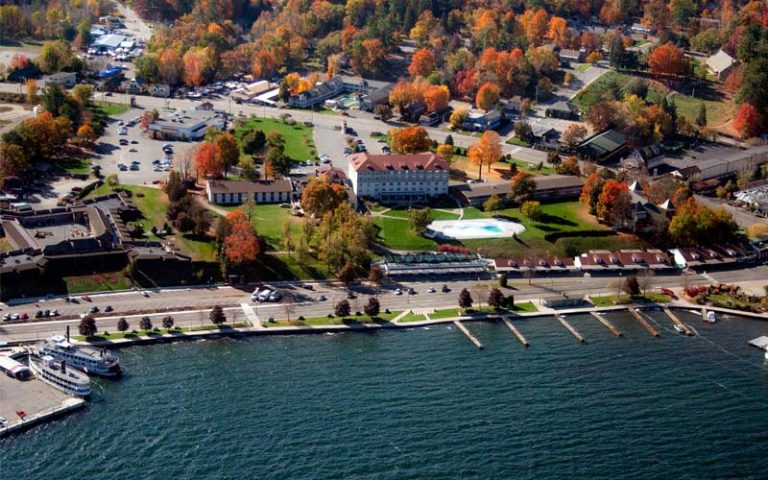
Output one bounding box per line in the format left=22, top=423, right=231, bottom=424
left=61, top=360, right=66, bottom=374
left=66, top=325, right=70, bottom=342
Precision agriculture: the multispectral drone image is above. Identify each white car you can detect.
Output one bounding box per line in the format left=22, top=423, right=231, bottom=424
left=0, top=416, right=7, bottom=425
left=394, top=288, right=403, bottom=295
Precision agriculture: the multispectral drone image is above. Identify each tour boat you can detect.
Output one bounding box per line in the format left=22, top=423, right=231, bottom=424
left=704, top=311, right=718, bottom=323
left=36, top=335, right=121, bottom=378
left=29, top=355, right=91, bottom=398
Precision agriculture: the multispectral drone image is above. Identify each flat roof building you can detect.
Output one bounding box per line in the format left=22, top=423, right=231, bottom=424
left=148, top=110, right=225, bottom=141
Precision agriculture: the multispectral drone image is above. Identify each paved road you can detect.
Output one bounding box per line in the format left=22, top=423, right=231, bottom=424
left=2, top=265, right=765, bottom=342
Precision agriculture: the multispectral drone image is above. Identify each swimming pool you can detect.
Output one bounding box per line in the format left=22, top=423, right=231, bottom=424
left=427, top=219, right=526, bottom=240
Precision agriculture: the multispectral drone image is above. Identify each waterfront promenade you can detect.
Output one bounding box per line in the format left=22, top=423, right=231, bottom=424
left=0, top=374, right=85, bottom=437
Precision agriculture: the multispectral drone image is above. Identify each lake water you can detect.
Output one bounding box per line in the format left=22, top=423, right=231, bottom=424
left=2, top=310, right=768, bottom=479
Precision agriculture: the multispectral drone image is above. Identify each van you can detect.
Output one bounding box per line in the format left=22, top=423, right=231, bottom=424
left=268, top=291, right=282, bottom=302
left=257, top=289, right=272, bottom=302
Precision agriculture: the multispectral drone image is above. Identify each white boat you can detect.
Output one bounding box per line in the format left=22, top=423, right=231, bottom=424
left=36, top=335, right=121, bottom=378
left=29, top=355, right=90, bottom=398
left=674, top=324, right=686, bottom=334
left=704, top=311, right=718, bottom=323
left=765, top=348, right=768, bottom=361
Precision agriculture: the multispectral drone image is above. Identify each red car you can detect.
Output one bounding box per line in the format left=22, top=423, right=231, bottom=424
left=81, top=295, right=92, bottom=302
left=20, top=313, right=28, bottom=320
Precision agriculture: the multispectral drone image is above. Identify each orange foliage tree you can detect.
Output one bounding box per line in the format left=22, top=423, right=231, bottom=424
left=547, top=16, right=570, bottom=47
left=734, top=103, right=763, bottom=138
left=223, top=210, right=261, bottom=268
left=195, top=142, right=223, bottom=178
left=408, top=48, right=435, bottom=78
left=468, top=131, right=501, bottom=181
left=476, top=82, right=501, bottom=111
left=596, top=179, right=631, bottom=225
left=183, top=48, right=210, bottom=87
left=649, top=43, right=689, bottom=77
left=390, top=126, right=432, bottom=154
left=423, top=85, right=450, bottom=113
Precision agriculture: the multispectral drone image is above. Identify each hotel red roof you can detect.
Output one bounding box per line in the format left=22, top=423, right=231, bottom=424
left=348, top=152, right=448, bottom=172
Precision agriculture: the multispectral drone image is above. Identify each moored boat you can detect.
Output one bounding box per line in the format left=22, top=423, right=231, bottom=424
left=36, top=335, right=121, bottom=378
left=28, top=355, right=91, bottom=398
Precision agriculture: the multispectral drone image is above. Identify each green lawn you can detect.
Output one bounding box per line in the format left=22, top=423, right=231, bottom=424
left=590, top=292, right=671, bottom=306
left=93, top=101, right=131, bottom=116
left=572, top=71, right=635, bottom=113
left=64, top=271, right=133, bottom=294
left=177, top=235, right=217, bottom=262
left=235, top=118, right=315, bottom=162
left=399, top=311, right=428, bottom=323
left=87, top=184, right=169, bottom=240
left=59, top=157, right=91, bottom=175
left=505, top=137, right=531, bottom=147
left=373, top=200, right=646, bottom=258
left=576, top=63, right=592, bottom=72
left=506, top=157, right=556, bottom=176
left=74, top=323, right=250, bottom=341
left=667, top=92, right=733, bottom=128
left=428, top=308, right=462, bottom=320
left=372, top=216, right=438, bottom=251
left=383, top=208, right=460, bottom=221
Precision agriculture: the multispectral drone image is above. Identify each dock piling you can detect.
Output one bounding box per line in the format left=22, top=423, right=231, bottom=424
left=629, top=309, right=661, bottom=337
left=555, top=314, right=585, bottom=343
left=590, top=312, right=622, bottom=336
left=502, top=317, right=530, bottom=347
left=453, top=320, right=484, bottom=350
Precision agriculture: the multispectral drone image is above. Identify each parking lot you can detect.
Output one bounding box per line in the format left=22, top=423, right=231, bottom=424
left=92, top=107, right=193, bottom=186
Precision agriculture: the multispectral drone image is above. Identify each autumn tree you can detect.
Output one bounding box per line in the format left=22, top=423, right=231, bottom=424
left=521, top=200, right=543, bottom=220
left=476, top=82, right=500, bottom=111
left=183, top=47, right=211, bottom=87
left=335, top=299, right=351, bottom=318
left=649, top=43, right=689, bottom=78
left=363, top=297, right=380, bottom=317
left=509, top=172, right=537, bottom=206
left=436, top=144, right=454, bottom=163
left=214, top=132, right=239, bottom=178
left=209, top=305, right=226, bottom=325
left=587, top=101, right=620, bottom=131
left=158, top=48, right=182, bottom=86
left=25, top=79, right=37, bottom=105
left=408, top=208, right=433, bottom=235
left=389, top=80, right=417, bottom=114
left=78, top=315, right=97, bottom=337
left=301, top=177, right=348, bottom=217
left=408, top=48, right=435, bottom=78
left=596, top=179, right=631, bottom=226
left=223, top=210, right=261, bottom=271
left=195, top=142, right=223, bottom=178
left=423, top=85, right=450, bottom=113
left=562, top=124, right=588, bottom=149
left=734, top=103, right=763, bottom=138
left=668, top=198, right=738, bottom=246
left=468, top=130, right=501, bottom=181
left=449, top=108, right=468, bottom=128
left=458, top=288, right=473, bottom=309
left=390, top=126, right=431, bottom=154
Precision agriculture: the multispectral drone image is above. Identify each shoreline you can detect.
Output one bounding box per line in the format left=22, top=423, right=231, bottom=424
left=0, top=303, right=764, bottom=440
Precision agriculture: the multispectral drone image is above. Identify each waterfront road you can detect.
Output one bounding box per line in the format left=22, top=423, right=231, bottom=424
left=2, top=265, right=766, bottom=342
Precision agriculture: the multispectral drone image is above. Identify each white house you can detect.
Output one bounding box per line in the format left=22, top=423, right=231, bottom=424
left=206, top=179, right=293, bottom=205
left=705, top=50, right=736, bottom=80
left=347, top=152, right=449, bottom=204
left=45, top=72, right=77, bottom=88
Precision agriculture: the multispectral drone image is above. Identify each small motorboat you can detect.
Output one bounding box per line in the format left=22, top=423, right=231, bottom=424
left=674, top=324, right=686, bottom=334
left=704, top=311, right=718, bottom=323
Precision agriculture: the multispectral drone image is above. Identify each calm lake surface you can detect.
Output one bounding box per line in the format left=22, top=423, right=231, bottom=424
left=2, top=310, right=768, bottom=479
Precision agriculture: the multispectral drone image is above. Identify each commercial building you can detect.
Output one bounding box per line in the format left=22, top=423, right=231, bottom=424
left=376, top=252, right=488, bottom=276
left=288, top=75, right=393, bottom=110
left=205, top=179, right=293, bottom=205
left=452, top=175, right=584, bottom=207
left=45, top=72, right=77, bottom=88
left=147, top=110, right=225, bottom=141
left=347, top=152, right=449, bottom=204
left=230, top=80, right=274, bottom=102
left=92, top=34, right=126, bottom=52
left=578, top=129, right=628, bottom=163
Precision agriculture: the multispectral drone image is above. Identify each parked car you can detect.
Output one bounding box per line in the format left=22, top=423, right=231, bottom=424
left=427, top=287, right=436, bottom=293
left=81, top=295, right=91, bottom=302
left=49, top=310, right=58, bottom=317
left=318, top=295, right=327, bottom=302
left=35, top=310, right=44, bottom=318
left=104, top=305, right=113, bottom=312
left=2, top=313, right=11, bottom=321
left=20, top=312, right=28, bottom=320
left=89, top=306, right=99, bottom=313
left=441, top=284, right=450, bottom=293
left=394, top=288, right=403, bottom=295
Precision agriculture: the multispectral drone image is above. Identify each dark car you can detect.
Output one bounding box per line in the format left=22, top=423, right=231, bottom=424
left=104, top=305, right=113, bottom=312
left=35, top=310, right=43, bottom=318
left=89, top=306, right=99, bottom=313
left=441, top=284, right=450, bottom=293
left=347, top=291, right=356, bottom=299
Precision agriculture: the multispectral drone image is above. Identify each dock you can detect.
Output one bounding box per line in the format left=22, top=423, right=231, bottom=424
left=629, top=308, right=660, bottom=337
left=453, top=320, right=484, bottom=350
left=590, top=312, right=622, bottom=337
left=0, top=375, right=86, bottom=438
left=502, top=317, right=530, bottom=347
left=555, top=315, right=585, bottom=343
left=663, top=308, right=694, bottom=336
left=748, top=336, right=768, bottom=350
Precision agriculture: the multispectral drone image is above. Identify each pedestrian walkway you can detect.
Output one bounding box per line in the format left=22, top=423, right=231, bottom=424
left=701, top=272, right=718, bottom=284
left=391, top=310, right=411, bottom=324
left=240, top=303, right=261, bottom=329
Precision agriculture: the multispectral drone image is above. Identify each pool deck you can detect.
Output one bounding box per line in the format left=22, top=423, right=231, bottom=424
left=0, top=374, right=85, bottom=438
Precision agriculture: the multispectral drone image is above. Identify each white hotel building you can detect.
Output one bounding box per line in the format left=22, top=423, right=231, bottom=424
left=347, top=152, right=449, bottom=204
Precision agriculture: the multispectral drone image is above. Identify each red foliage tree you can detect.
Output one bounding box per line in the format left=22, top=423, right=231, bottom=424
left=734, top=103, right=763, bottom=138
left=194, top=142, right=223, bottom=178
left=223, top=210, right=260, bottom=267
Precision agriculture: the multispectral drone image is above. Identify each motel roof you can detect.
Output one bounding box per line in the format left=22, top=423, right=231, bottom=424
left=348, top=152, right=448, bottom=172
left=206, top=179, right=293, bottom=195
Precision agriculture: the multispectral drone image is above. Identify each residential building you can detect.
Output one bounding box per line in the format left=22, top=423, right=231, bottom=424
left=578, top=129, right=628, bottom=163
left=205, top=179, right=294, bottom=205
left=559, top=48, right=585, bottom=64
left=622, top=144, right=664, bottom=171
left=402, top=102, right=426, bottom=123
left=45, top=72, right=77, bottom=88
left=545, top=100, right=579, bottom=120
left=347, top=152, right=449, bottom=204
left=494, top=256, right=577, bottom=275
left=500, top=96, right=525, bottom=118
left=706, top=50, right=736, bottom=80
left=630, top=23, right=654, bottom=35
left=462, top=110, right=503, bottom=131
left=149, top=83, right=171, bottom=97
left=147, top=110, right=225, bottom=141
left=530, top=124, right=558, bottom=142
left=316, top=166, right=347, bottom=185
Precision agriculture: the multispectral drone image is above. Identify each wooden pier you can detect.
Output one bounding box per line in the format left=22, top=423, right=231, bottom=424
left=629, top=308, right=660, bottom=337
left=502, top=317, right=530, bottom=347
left=555, top=315, right=585, bottom=343
left=590, top=312, right=622, bottom=337
left=453, top=320, right=484, bottom=350
left=663, top=308, right=694, bottom=336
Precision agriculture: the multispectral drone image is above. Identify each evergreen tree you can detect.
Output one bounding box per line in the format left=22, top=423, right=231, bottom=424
left=696, top=102, right=707, bottom=127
